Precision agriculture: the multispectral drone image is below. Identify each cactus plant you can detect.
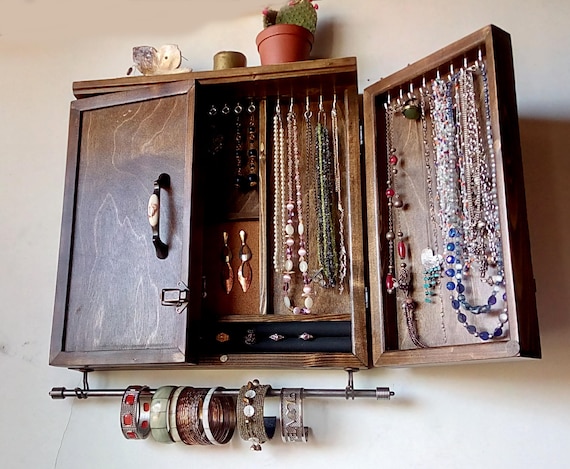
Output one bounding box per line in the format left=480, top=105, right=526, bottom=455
left=262, top=0, right=318, bottom=35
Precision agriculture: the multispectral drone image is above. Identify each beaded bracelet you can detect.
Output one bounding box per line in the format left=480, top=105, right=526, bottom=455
left=120, top=385, right=152, bottom=440
left=237, top=380, right=272, bottom=451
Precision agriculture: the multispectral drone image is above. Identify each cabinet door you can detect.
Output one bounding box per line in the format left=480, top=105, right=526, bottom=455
left=50, top=81, right=197, bottom=368
left=364, top=25, right=541, bottom=366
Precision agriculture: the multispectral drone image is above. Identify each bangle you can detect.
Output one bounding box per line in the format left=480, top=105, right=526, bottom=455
left=280, top=388, right=309, bottom=443
left=149, top=385, right=176, bottom=444
left=176, top=387, right=211, bottom=445
left=167, top=386, right=186, bottom=443
left=201, top=387, right=236, bottom=445
left=237, top=380, right=272, bottom=451
left=120, top=385, right=152, bottom=440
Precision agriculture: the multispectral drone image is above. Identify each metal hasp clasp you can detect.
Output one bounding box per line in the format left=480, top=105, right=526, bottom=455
left=161, top=281, right=189, bottom=314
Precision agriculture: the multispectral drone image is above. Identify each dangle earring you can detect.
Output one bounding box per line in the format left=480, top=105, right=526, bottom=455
left=246, top=101, right=259, bottom=188
left=234, top=102, right=247, bottom=190
left=207, top=104, right=224, bottom=158
left=220, top=231, right=234, bottom=294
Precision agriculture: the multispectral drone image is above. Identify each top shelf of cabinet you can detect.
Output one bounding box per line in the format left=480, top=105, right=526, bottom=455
left=72, top=57, right=359, bottom=99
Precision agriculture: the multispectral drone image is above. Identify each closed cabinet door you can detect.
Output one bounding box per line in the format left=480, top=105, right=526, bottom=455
left=51, top=81, right=197, bottom=368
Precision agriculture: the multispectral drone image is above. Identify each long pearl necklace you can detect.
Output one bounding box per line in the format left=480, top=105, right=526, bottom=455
left=272, top=101, right=285, bottom=273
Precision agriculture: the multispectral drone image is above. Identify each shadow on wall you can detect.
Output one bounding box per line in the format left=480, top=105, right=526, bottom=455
left=519, top=118, right=570, bottom=338
left=382, top=118, right=570, bottom=392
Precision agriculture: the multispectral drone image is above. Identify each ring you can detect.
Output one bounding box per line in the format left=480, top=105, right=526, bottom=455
left=244, top=329, right=256, bottom=345
left=298, top=332, right=314, bottom=341
left=269, top=333, right=285, bottom=341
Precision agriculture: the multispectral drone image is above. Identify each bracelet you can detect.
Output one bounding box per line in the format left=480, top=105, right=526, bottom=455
left=120, top=385, right=152, bottom=440
left=149, top=385, right=176, bottom=444
left=280, top=388, right=309, bottom=443
left=237, top=380, right=272, bottom=451
left=167, top=386, right=186, bottom=443
left=201, top=387, right=236, bottom=445
left=176, top=387, right=211, bottom=445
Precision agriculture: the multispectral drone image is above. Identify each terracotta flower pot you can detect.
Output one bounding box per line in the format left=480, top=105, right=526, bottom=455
left=256, top=24, right=314, bottom=65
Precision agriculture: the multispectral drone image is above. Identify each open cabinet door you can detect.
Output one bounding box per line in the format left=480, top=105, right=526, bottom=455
left=364, top=25, right=541, bottom=366
left=50, top=80, right=198, bottom=368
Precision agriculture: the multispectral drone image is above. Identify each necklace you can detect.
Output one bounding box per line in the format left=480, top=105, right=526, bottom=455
left=419, top=86, right=447, bottom=343
left=272, top=101, right=285, bottom=274
left=315, top=98, right=338, bottom=287
left=430, top=64, right=508, bottom=340
left=384, top=99, right=426, bottom=349
left=331, top=93, right=347, bottom=294
left=282, top=99, right=312, bottom=314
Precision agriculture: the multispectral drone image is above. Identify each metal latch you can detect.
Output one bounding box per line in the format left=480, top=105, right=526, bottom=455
left=161, top=281, right=189, bottom=314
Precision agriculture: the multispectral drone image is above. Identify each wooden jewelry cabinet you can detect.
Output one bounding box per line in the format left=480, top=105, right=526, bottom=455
left=50, top=25, right=540, bottom=371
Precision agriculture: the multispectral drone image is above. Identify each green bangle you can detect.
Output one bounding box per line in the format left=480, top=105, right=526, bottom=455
left=150, top=385, right=176, bottom=444
left=168, top=386, right=187, bottom=443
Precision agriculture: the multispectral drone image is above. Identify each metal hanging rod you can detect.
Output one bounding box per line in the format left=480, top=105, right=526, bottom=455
left=49, top=369, right=394, bottom=401
left=49, top=386, right=393, bottom=400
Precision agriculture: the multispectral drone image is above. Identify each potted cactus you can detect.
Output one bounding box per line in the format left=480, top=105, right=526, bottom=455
left=256, top=0, right=319, bottom=65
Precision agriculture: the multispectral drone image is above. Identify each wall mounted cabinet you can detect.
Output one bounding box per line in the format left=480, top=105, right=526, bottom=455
left=50, top=25, right=540, bottom=371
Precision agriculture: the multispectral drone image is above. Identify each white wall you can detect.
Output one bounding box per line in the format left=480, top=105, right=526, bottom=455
left=1, top=1, right=569, bottom=468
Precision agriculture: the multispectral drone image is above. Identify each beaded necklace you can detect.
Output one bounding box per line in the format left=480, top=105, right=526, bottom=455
left=419, top=86, right=447, bottom=343
left=384, top=100, right=426, bottom=348
left=272, top=101, right=285, bottom=273
left=282, top=99, right=312, bottom=314
left=315, top=99, right=338, bottom=287
left=431, top=64, right=508, bottom=340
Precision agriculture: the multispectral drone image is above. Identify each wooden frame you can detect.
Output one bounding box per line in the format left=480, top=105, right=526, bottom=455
left=364, top=25, right=540, bottom=366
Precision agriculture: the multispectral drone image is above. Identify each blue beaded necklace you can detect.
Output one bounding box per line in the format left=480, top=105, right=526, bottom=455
left=431, top=62, right=509, bottom=341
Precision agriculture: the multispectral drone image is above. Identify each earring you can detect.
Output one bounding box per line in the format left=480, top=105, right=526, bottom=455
left=234, top=103, right=247, bottom=190
left=220, top=231, right=234, bottom=294
left=246, top=101, right=259, bottom=188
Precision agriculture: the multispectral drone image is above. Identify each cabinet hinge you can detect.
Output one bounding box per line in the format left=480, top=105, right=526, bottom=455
left=161, top=281, right=189, bottom=314
left=359, top=122, right=364, bottom=146
left=364, top=286, right=370, bottom=309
